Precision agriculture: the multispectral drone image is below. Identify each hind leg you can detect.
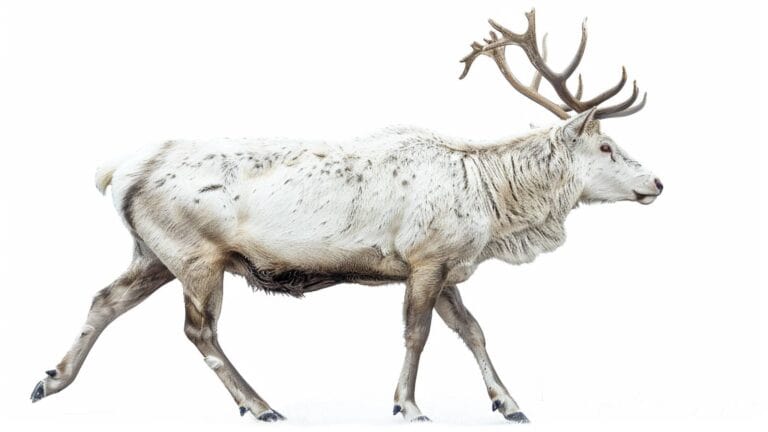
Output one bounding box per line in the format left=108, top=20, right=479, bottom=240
left=181, top=260, right=283, bottom=421
left=31, top=243, right=175, bottom=402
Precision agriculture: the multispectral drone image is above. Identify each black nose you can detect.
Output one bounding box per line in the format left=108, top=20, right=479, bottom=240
left=654, top=178, right=664, bottom=193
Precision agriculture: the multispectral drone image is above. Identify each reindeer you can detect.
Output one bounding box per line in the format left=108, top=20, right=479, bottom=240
left=31, top=10, right=662, bottom=423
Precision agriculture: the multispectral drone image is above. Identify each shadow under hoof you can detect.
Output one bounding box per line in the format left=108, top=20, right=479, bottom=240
left=30, top=381, right=45, bottom=403
left=504, top=412, right=530, bottom=423
left=412, top=415, right=431, bottom=422
left=257, top=410, right=286, bottom=422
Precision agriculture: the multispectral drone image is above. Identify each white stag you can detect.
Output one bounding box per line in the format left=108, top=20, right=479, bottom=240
left=32, top=10, right=662, bottom=423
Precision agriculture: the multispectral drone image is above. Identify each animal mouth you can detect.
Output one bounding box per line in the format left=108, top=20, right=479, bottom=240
left=633, top=190, right=659, bottom=205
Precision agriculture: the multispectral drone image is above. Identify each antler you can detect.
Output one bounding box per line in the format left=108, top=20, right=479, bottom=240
left=460, top=9, right=646, bottom=120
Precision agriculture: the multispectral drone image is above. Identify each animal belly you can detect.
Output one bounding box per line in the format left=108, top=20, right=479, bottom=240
left=226, top=249, right=409, bottom=297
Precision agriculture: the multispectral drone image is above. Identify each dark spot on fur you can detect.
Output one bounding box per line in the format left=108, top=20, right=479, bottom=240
left=393, top=169, right=398, bottom=177
left=401, top=180, right=409, bottom=186
left=199, top=184, right=223, bottom=193
left=233, top=195, right=240, bottom=201
left=460, top=158, right=469, bottom=190
left=356, top=174, right=363, bottom=182
left=204, top=154, right=215, bottom=160
left=194, top=198, right=200, bottom=204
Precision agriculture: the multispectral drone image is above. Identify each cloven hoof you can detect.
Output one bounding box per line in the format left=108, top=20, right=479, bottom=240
left=504, top=411, right=530, bottom=423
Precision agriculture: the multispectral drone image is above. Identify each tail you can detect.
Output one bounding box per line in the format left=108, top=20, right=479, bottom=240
left=94, top=157, right=123, bottom=195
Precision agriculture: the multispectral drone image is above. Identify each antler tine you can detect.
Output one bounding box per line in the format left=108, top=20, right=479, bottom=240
left=579, top=67, right=628, bottom=108
left=561, top=74, right=584, bottom=112
left=459, top=45, right=481, bottom=80
left=459, top=34, right=499, bottom=80
left=487, top=7, right=538, bottom=45
left=561, top=19, right=588, bottom=79
left=574, top=74, right=583, bottom=100
left=530, top=33, right=548, bottom=91
left=594, top=80, right=639, bottom=117
left=595, top=92, right=647, bottom=119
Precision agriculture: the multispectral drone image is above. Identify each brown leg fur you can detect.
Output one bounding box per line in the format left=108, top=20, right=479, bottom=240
left=181, top=261, right=284, bottom=422
left=392, top=263, right=446, bottom=422
left=32, top=246, right=175, bottom=401
left=435, top=285, right=528, bottom=422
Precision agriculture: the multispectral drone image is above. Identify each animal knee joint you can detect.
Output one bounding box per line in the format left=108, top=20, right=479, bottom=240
left=204, top=355, right=223, bottom=370
left=79, top=324, right=96, bottom=337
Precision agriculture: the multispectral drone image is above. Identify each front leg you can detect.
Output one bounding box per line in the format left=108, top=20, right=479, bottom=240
left=393, top=263, right=446, bottom=422
left=435, top=285, right=529, bottom=423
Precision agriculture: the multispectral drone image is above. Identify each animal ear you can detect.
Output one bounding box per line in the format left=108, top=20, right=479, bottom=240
left=562, top=107, right=598, bottom=143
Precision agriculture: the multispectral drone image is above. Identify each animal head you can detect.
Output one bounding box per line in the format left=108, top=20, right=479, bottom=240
left=460, top=9, right=663, bottom=205
left=560, top=110, right=662, bottom=205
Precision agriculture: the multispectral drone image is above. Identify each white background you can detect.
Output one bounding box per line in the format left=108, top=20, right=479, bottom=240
left=1, top=1, right=765, bottom=431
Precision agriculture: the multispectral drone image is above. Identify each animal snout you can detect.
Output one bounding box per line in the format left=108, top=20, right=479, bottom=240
left=654, top=178, right=664, bottom=194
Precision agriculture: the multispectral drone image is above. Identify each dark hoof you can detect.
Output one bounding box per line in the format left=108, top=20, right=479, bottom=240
left=30, top=381, right=45, bottom=402
left=492, top=400, right=503, bottom=411
left=393, top=404, right=402, bottom=415
left=239, top=406, right=248, bottom=416
left=45, top=370, right=57, bottom=378
left=257, top=410, right=286, bottom=422
left=505, top=412, right=530, bottom=423
left=412, top=415, right=431, bottom=422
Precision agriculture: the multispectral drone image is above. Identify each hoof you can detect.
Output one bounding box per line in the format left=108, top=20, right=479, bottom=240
left=411, top=415, right=431, bottom=422
left=239, top=406, right=248, bottom=416
left=256, top=410, right=286, bottom=422
left=393, top=404, right=402, bottom=415
left=30, top=381, right=45, bottom=402
left=45, top=370, right=57, bottom=378
left=492, top=400, right=503, bottom=411
left=505, top=412, right=530, bottom=423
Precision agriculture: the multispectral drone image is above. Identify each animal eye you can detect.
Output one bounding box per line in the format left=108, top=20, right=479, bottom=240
left=600, top=144, right=612, bottom=153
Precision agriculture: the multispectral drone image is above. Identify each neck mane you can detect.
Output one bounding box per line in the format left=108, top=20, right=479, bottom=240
left=456, top=127, right=583, bottom=262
